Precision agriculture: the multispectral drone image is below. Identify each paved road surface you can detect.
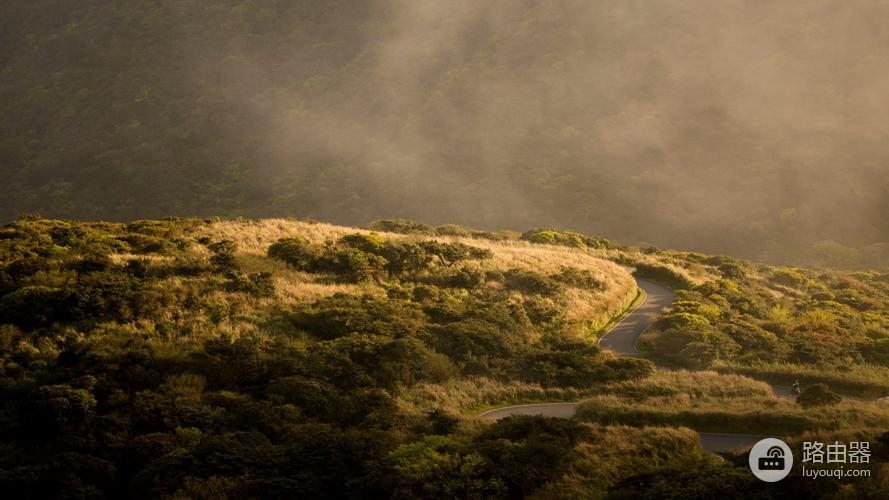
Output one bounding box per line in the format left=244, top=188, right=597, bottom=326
left=597, top=278, right=675, bottom=356
left=479, top=403, right=578, bottom=420
left=477, top=277, right=783, bottom=452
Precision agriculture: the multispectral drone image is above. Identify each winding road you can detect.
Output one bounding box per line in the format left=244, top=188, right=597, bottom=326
left=478, top=277, right=778, bottom=452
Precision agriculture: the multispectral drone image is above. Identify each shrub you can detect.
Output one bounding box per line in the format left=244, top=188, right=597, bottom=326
left=368, top=219, right=432, bottom=234
left=291, top=294, right=427, bottom=340
left=434, top=224, right=470, bottom=237
left=208, top=240, right=238, bottom=273
left=338, top=233, right=387, bottom=254
left=224, top=272, right=275, bottom=297
left=503, top=268, right=563, bottom=296
left=121, top=233, right=175, bottom=254
left=69, top=253, right=113, bottom=274
left=316, top=248, right=388, bottom=282
left=796, top=383, right=842, bottom=408
left=521, top=229, right=585, bottom=248
left=770, top=269, right=808, bottom=288
left=551, top=267, right=603, bottom=290
left=422, top=266, right=486, bottom=289
left=267, top=237, right=315, bottom=270
left=521, top=228, right=614, bottom=249
left=0, top=285, right=68, bottom=329
left=418, top=241, right=493, bottom=267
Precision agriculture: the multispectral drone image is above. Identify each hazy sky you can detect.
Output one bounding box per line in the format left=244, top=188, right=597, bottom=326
left=237, top=0, right=889, bottom=256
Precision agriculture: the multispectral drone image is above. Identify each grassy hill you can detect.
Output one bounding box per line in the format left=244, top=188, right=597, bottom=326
left=1, top=216, right=889, bottom=497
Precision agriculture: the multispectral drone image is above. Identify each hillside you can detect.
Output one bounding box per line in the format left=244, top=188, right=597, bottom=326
left=3, top=0, right=889, bottom=267
left=1, top=216, right=889, bottom=497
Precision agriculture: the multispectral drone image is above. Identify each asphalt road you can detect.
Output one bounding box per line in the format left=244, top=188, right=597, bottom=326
left=597, top=277, right=675, bottom=356
left=478, top=276, right=781, bottom=452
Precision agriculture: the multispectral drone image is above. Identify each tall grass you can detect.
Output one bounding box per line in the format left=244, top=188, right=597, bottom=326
left=192, top=218, right=636, bottom=329
left=540, top=424, right=705, bottom=498
left=575, top=370, right=889, bottom=435
left=713, top=361, right=889, bottom=399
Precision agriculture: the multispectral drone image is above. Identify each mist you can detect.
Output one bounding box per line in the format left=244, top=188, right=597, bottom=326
left=3, top=0, right=889, bottom=266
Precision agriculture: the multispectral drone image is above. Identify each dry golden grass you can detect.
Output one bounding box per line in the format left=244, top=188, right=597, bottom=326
left=630, top=251, right=713, bottom=286
left=193, top=218, right=637, bottom=325
left=576, top=369, right=889, bottom=435
left=540, top=425, right=703, bottom=498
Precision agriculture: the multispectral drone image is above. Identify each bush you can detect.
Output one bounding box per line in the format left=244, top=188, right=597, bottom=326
left=208, top=240, right=238, bottom=273
left=368, top=219, right=432, bottom=234
left=796, top=383, right=842, bottom=408
left=291, top=294, right=427, bottom=340
left=267, top=237, right=316, bottom=270
left=503, top=269, right=563, bottom=296
left=422, top=266, right=486, bottom=289
left=0, top=285, right=67, bottom=329
left=521, top=228, right=614, bottom=249
left=224, top=272, right=275, bottom=297
left=121, top=233, right=175, bottom=254
left=418, top=241, right=493, bottom=267
left=551, top=267, right=603, bottom=290
left=316, top=248, right=388, bottom=283
left=770, top=269, right=808, bottom=288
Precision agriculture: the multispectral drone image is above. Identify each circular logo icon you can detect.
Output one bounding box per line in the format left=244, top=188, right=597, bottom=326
left=748, top=438, right=793, bottom=482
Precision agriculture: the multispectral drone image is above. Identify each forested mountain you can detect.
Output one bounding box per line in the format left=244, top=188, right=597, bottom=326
left=3, top=0, right=889, bottom=267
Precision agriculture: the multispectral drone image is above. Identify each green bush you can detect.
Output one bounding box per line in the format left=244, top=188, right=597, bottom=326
left=120, top=233, right=175, bottom=254
left=551, top=267, right=603, bottom=290
left=418, top=241, right=493, bottom=267
left=316, top=248, right=388, bottom=283
left=291, top=294, right=427, bottom=340
left=224, top=272, right=275, bottom=297
left=796, top=383, right=842, bottom=408
left=503, top=268, right=563, bottom=296
left=267, top=237, right=316, bottom=270
left=770, top=268, right=808, bottom=288
left=0, top=285, right=67, bottom=329
left=521, top=228, right=614, bottom=249
left=208, top=240, right=238, bottom=273
left=368, top=219, right=432, bottom=234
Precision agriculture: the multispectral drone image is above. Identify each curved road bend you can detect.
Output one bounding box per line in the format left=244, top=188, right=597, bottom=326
left=478, top=277, right=779, bottom=452
left=597, top=278, right=675, bottom=356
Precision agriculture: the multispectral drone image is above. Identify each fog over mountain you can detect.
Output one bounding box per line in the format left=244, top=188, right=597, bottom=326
left=3, top=0, right=889, bottom=266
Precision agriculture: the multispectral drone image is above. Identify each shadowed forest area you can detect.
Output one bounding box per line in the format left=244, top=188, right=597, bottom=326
left=3, top=0, right=889, bottom=268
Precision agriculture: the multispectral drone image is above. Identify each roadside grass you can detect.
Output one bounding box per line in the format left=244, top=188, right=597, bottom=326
left=590, top=283, right=645, bottom=341
left=713, top=361, right=889, bottom=399
left=575, top=370, right=889, bottom=436
left=538, top=424, right=707, bottom=498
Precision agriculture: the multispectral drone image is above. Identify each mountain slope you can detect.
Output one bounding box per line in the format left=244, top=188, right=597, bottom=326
left=1, top=216, right=888, bottom=497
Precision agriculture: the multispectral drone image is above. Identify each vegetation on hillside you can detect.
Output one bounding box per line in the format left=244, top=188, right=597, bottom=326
left=1, top=216, right=888, bottom=497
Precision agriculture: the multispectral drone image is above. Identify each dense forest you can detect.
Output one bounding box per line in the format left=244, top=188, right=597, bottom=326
left=3, top=0, right=889, bottom=268
left=1, top=216, right=888, bottom=498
